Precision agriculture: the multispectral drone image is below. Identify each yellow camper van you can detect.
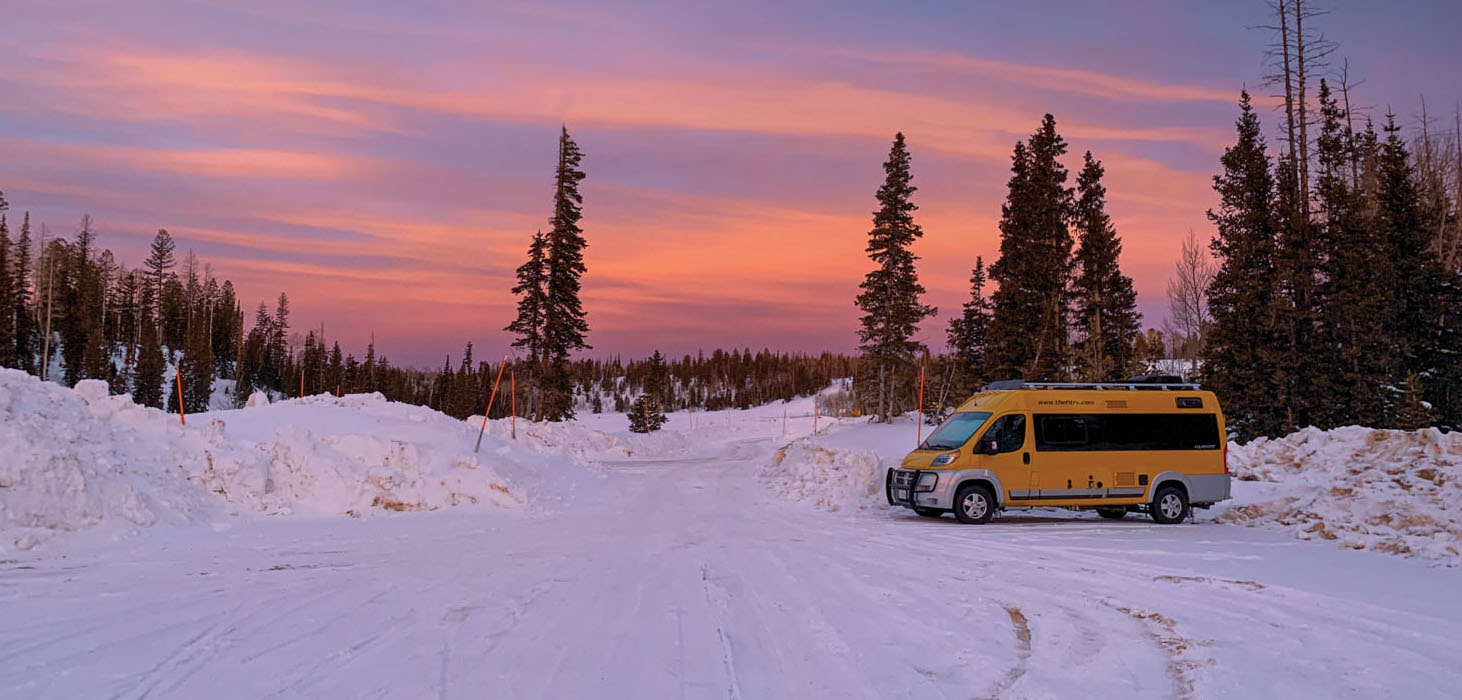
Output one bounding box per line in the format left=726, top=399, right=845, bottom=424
left=886, top=378, right=1230, bottom=524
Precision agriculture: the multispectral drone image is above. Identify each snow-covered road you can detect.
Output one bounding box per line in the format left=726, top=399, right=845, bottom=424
left=4, top=434, right=1460, bottom=699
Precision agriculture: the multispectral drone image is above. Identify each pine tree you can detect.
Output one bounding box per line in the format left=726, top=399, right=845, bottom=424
left=1313, top=81, right=1392, bottom=426
left=1069, top=152, right=1142, bottom=382
left=133, top=318, right=165, bottom=408
left=505, top=230, right=548, bottom=417
left=1376, top=112, right=1458, bottom=427
left=180, top=307, right=215, bottom=413
left=946, top=256, right=992, bottom=398
left=361, top=334, right=377, bottom=394
left=0, top=213, right=13, bottom=368
left=144, top=229, right=175, bottom=321
left=447, top=342, right=477, bottom=419
left=1203, top=92, right=1289, bottom=440
left=628, top=350, right=669, bottom=433
left=988, top=115, right=1074, bottom=381
left=854, top=133, right=935, bottom=422
left=1393, top=374, right=1432, bottom=431
left=271, top=292, right=290, bottom=385
left=80, top=317, right=111, bottom=383
left=539, top=127, right=591, bottom=421
left=13, top=212, right=35, bottom=373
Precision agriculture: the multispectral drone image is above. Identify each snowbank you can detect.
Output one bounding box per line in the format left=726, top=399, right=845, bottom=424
left=759, top=439, right=889, bottom=512
left=1, top=374, right=229, bottom=550
left=0, top=369, right=600, bottom=550
left=1218, top=426, right=1461, bottom=564
left=757, top=418, right=922, bottom=513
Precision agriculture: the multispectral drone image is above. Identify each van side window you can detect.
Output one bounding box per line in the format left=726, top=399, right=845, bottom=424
left=1038, top=415, right=1089, bottom=447
left=983, top=414, right=1026, bottom=453
left=1034, top=413, right=1221, bottom=451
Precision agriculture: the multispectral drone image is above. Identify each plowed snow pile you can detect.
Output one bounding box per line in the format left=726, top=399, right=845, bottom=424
left=1220, top=426, right=1461, bottom=564
left=760, top=438, right=890, bottom=512
left=0, top=368, right=599, bottom=550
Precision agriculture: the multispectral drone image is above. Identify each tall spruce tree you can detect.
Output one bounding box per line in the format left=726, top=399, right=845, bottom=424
left=505, top=229, right=548, bottom=418
left=133, top=317, right=165, bottom=408
left=628, top=350, right=669, bottom=433
left=1069, top=152, right=1142, bottom=382
left=447, top=342, right=477, bottom=419
left=988, top=115, right=1074, bottom=381
left=0, top=214, right=12, bottom=368
left=144, top=229, right=175, bottom=321
left=1313, top=80, right=1393, bottom=426
left=180, top=307, right=215, bottom=413
left=1203, top=92, right=1288, bottom=440
left=13, top=212, right=35, bottom=373
left=1376, top=112, right=1457, bottom=426
left=538, top=127, right=590, bottom=421
left=854, top=133, right=935, bottom=422
left=946, top=256, right=992, bottom=398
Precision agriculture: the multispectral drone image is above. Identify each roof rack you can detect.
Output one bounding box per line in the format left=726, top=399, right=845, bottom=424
left=982, top=378, right=1199, bottom=392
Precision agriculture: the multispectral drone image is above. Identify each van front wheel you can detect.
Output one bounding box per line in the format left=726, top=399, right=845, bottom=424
left=1150, top=486, right=1190, bottom=524
left=953, top=485, right=996, bottom=525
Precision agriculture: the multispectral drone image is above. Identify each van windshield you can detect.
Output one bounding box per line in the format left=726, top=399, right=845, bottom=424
left=920, top=412, right=992, bottom=451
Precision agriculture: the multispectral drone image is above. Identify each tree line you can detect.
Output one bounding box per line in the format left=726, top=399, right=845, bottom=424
left=0, top=125, right=857, bottom=426
left=848, top=1, right=1461, bottom=440
left=851, top=116, right=1143, bottom=423
left=1191, top=0, right=1460, bottom=439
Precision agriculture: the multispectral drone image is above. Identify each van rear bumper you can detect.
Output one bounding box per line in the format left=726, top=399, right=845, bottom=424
left=1188, top=473, right=1231, bottom=505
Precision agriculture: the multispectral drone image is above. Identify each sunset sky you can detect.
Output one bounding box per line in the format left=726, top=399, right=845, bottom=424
left=3, top=1, right=1460, bottom=366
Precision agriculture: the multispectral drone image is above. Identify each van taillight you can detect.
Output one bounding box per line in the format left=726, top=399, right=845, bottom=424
left=1223, top=443, right=1229, bottom=474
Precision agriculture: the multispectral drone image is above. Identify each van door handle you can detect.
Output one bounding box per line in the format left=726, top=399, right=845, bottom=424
left=1023, top=452, right=1030, bottom=465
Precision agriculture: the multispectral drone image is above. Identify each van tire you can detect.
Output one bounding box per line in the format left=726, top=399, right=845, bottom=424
left=1096, top=507, right=1127, bottom=520
left=912, top=507, right=944, bottom=519
left=1150, top=486, right=1190, bottom=524
left=953, top=484, right=996, bottom=525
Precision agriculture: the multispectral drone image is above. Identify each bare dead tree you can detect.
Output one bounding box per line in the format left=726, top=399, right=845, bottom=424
left=1164, top=229, right=1215, bottom=375
left=1259, top=0, right=1337, bottom=219
left=1338, top=58, right=1369, bottom=187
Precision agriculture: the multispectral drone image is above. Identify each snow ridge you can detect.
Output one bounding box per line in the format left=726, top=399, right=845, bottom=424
left=1221, top=425, right=1461, bottom=564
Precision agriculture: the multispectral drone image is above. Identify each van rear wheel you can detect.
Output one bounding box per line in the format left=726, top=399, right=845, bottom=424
left=953, top=484, right=996, bottom=525
left=1150, top=486, right=1190, bottom=524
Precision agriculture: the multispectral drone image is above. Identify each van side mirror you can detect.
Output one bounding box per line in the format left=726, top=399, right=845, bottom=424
left=977, top=439, right=999, bottom=455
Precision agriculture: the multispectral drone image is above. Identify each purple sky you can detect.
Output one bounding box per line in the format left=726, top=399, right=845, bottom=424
left=2, top=0, right=1459, bottom=366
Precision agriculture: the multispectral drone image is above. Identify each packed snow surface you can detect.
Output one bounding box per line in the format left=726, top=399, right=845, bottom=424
left=4, top=373, right=1462, bottom=698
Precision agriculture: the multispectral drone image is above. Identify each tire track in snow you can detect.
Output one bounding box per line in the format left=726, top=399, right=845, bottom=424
left=1103, top=601, right=1206, bottom=700
left=700, top=564, right=743, bottom=700
left=981, top=605, right=1033, bottom=699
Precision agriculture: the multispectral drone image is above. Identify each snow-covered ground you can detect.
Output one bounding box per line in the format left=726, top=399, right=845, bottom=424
left=3, top=371, right=1461, bottom=698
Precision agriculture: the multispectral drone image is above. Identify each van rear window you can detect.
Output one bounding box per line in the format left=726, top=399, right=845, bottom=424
left=1035, top=413, right=1221, bottom=451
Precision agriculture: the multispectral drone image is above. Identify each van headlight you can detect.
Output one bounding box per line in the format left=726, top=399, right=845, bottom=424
left=930, top=451, right=959, bottom=467
left=916, top=472, right=939, bottom=492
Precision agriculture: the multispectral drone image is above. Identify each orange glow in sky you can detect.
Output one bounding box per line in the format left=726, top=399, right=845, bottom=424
left=3, top=1, right=1458, bottom=365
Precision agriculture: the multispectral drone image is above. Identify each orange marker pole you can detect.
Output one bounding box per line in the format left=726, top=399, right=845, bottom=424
left=917, top=362, right=926, bottom=445
left=510, top=371, right=517, bottom=440
left=299, top=369, right=305, bottom=398
left=176, top=366, right=186, bottom=426
left=474, top=357, right=509, bottom=453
